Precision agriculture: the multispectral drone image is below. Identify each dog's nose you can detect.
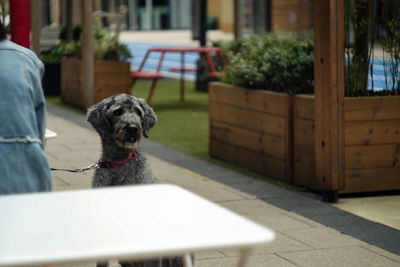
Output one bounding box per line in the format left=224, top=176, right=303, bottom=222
left=126, top=124, right=139, bottom=135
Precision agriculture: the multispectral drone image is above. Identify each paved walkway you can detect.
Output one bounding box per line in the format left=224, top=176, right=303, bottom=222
left=45, top=102, right=400, bottom=267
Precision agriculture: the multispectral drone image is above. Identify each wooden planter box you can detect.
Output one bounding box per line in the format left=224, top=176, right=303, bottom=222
left=209, top=82, right=294, bottom=183
left=294, top=94, right=400, bottom=193
left=61, top=58, right=131, bottom=109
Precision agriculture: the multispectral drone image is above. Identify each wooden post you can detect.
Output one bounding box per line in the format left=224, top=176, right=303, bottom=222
left=313, top=0, right=345, bottom=202
left=30, top=0, right=42, bottom=55
left=81, top=0, right=94, bottom=108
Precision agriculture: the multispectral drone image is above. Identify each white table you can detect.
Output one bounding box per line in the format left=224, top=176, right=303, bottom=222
left=44, top=129, right=57, bottom=149
left=0, top=184, right=274, bottom=267
left=45, top=129, right=57, bottom=140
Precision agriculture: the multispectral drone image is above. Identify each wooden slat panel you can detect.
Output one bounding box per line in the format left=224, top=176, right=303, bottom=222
left=294, top=142, right=315, bottom=168
left=293, top=94, right=315, bottom=187
left=94, top=62, right=131, bottom=103
left=294, top=95, right=315, bottom=120
left=61, top=58, right=131, bottom=107
left=209, top=101, right=286, bottom=138
left=95, top=73, right=130, bottom=86
left=210, top=121, right=286, bottom=160
left=294, top=164, right=316, bottom=187
left=95, top=73, right=130, bottom=88
left=344, top=96, right=400, bottom=121
left=210, top=139, right=288, bottom=182
left=271, top=0, right=312, bottom=32
left=345, top=120, right=400, bottom=145
left=344, top=96, right=400, bottom=110
left=294, top=118, right=314, bottom=144
left=342, top=167, right=400, bottom=193
left=345, top=107, right=400, bottom=122
left=273, top=0, right=301, bottom=7
left=345, top=144, right=400, bottom=169
left=95, top=60, right=130, bottom=73
left=61, top=58, right=85, bottom=108
left=209, top=82, right=290, bottom=116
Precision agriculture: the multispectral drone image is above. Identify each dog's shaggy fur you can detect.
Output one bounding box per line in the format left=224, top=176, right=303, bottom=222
left=87, top=94, right=186, bottom=267
left=88, top=94, right=158, bottom=187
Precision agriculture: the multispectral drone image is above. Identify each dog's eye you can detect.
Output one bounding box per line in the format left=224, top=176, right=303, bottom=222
left=135, top=108, right=143, bottom=117
left=113, top=108, right=123, bottom=116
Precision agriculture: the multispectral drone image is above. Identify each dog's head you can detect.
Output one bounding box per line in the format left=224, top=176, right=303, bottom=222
left=87, top=94, right=157, bottom=149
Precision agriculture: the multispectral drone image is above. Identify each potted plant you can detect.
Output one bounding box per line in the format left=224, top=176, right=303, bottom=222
left=293, top=0, right=400, bottom=194
left=209, top=33, right=314, bottom=183
left=40, top=25, right=80, bottom=96
left=41, top=41, right=77, bottom=96
left=61, top=22, right=132, bottom=109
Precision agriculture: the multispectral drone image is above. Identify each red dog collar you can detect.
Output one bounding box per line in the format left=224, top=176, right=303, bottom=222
left=98, top=151, right=137, bottom=169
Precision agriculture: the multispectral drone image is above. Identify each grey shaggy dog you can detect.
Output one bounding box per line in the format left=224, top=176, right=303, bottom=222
left=87, top=94, right=186, bottom=267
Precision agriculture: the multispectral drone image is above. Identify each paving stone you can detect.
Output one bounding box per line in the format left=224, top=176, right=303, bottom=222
left=280, top=227, right=365, bottom=249
left=160, top=171, right=247, bottom=202
left=219, top=198, right=285, bottom=216
left=52, top=176, right=71, bottom=191
left=194, top=250, right=226, bottom=260
left=229, top=180, right=300, bottom=199
left=284, top=211, right=327, bottom=229
left=360, top=244, right=400, bottom=264
left=278, top=246, right=400, bottom=267
left=220, top=232, right=312, bottom=256
left=247, top=213, right=320, bottom=231
left=54, top=262, right=96, bottom=267
left=195, top=253, right=297, bottom=267
left=148, top=155, right=248, bottom=202
left=333, top=195, right=400, bottom=231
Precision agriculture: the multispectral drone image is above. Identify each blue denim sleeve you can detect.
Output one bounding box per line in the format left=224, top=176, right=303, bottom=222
left=33, top=58, right=47, bottom=148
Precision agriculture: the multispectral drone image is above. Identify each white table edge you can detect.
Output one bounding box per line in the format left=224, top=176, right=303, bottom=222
left=0, top=184, right=275, bottom=267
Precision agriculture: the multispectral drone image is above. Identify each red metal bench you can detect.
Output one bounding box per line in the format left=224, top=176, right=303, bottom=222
left=131, top=47, right=225, bottom=105
left=131, top=72, right=163, bottom=79
left=169, top=67, right=198, bottom=73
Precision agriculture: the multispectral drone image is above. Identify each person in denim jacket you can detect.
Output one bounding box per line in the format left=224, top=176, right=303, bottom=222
left=0, top=20, right=52, bottom=194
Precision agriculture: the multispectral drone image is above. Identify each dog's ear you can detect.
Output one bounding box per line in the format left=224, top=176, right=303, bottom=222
left=87, top=99, right=112, bottom=135
left=137, top=98, right=157, bottom=138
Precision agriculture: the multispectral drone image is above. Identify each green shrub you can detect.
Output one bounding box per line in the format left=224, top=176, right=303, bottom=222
left=41, top=21, right=131, bottom=62
left=92, top=23, right=132, bottom=61
left=222, top=33, right=314, bottom=94
left=41, top=41, right=80, bottom=62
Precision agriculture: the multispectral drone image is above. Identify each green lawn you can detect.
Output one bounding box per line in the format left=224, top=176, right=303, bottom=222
left=131, top=79, right=209, bottom=159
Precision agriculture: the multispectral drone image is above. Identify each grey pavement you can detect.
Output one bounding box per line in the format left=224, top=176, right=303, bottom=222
left=45, top=101, right=400, bottom=267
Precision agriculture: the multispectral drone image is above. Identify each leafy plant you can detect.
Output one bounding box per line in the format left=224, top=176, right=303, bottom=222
left=345, top=0, right=378, bottom=96
left=381, top=0, right=400, bottom=92
left=41, top=41, right=80, bottom=62
left=222, top=33, right=314, bottom=94
left=41, top=21, right=131, bottom=62
left=345, top=0, right=400, bottom=96
left=92, top=22, right=131, bottom=60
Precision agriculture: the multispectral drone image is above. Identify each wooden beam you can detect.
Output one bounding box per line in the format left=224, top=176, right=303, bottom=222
left=313, top=0, right=345, bottom=197
left=81, top=0, right=94, bottom=108
left=30, top=0, right=42, bottom=55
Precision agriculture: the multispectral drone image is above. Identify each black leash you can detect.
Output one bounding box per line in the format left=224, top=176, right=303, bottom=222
left=51, top=163, right=99, bottom=173
left=50, top=151, right=137, bottom=173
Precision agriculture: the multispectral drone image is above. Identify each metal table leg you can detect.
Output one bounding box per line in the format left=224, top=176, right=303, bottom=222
left=237, top=248, right=251, bottom=267
left=183, top=253, right=193, bottom=267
